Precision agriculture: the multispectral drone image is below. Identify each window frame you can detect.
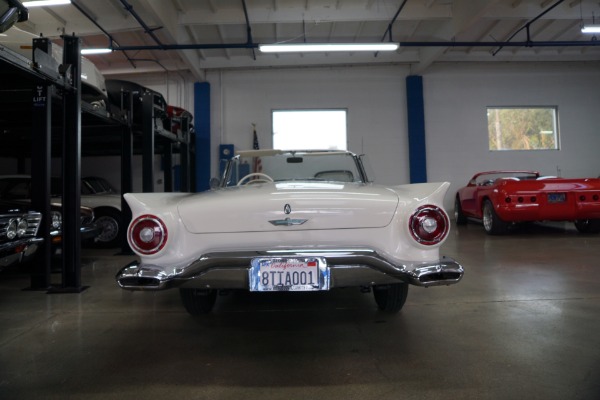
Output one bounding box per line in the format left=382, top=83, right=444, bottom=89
left=486, top=106, right=560, bottom=151
left=272, top=109, right=348, bottom=151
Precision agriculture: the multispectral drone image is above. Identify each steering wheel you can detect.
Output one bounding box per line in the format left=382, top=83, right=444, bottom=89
left=237, top=173, right=274, bottom=186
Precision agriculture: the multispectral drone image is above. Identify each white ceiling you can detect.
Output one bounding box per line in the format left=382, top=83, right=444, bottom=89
left=15, top=0, right=600, bottom=80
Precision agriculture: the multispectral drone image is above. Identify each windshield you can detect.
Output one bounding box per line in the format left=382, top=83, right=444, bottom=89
left=0, top=177, right=31, bottom=199
left=223, top=151, right=365, bottom=187
left=473, top=171, right=540, bottom=186
left=82, top=177, right=117, bottom=195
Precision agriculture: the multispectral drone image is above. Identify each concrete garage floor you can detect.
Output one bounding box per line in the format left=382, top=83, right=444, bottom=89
left=1, top=223, right=599, bottom=400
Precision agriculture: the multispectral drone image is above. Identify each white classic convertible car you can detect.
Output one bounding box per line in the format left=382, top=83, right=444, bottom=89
left=116, top=150, right=463, bottom=314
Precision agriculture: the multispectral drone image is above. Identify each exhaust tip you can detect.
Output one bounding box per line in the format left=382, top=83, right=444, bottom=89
left=411, top=258, right=464, bottom=286
left=419, top=272, right=462, bottom=284
left=118, top=277, right=161, bottom=288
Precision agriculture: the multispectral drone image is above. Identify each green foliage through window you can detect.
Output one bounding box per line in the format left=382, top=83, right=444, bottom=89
left=487, top=107, right=559, bottom=151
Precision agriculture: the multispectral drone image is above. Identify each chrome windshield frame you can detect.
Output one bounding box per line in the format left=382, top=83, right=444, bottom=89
left=220, top=150, right=370, bottom=187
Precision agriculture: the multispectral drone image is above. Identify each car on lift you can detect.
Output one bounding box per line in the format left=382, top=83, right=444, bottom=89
left=455, top=170, right=600, bottom=234
left=0, top=25, right=109, bottom=111
left=117, top=150, right=464, bottom=315
left=0, top=200, right=42, bottom=271
left=0, top=175, right=100, bottom=253
left=0, top=175, right=122, bottom=247
left=78, top=176, right=123, bottom=248
left=0, top=0, right=27, bottom=34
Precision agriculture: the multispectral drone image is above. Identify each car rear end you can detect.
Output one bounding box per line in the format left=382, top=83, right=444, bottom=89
left=118, top=180, right=462, bottom=291
left=493, top=177, right=600, bottom=222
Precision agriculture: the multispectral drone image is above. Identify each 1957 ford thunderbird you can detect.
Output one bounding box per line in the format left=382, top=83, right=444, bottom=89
left=116, top=150, right=463, bottom=314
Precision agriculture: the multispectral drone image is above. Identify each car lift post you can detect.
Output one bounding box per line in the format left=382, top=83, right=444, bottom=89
left=29, top=37, right=53, bottom=290
left=51, top=35, right=87, bottom=293
left=120, top=90, right=134, bottom=254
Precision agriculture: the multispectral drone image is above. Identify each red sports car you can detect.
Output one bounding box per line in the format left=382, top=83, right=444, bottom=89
left=455, top=171, right=600, bottom=234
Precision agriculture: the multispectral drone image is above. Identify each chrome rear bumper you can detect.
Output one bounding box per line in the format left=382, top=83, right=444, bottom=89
left=116, top=248, right=463, bottom=291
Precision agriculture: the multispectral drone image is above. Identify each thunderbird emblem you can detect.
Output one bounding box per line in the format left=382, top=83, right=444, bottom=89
left=270, top=204, right=306, bottom=226
left=269, top=218, right=307, bottom=226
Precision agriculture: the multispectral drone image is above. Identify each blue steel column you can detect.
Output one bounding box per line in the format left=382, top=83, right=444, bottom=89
left=194, top=82, right=210, bottom=192
left=406, top=75, right=427, bottom=183
left=179, top=116, right=190, bottom=192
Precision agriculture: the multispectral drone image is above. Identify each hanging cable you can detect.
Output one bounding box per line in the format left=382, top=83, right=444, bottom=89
left=492, top=0, right=565, bottom=56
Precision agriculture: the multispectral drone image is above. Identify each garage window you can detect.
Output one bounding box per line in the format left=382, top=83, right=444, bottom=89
left=272, top=110, right=347, bottom=150
left=487, top=107, right=559, bottom=151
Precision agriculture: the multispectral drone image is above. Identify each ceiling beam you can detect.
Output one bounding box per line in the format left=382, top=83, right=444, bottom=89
left=179, top=3, right=452, bottom=25
left=411, top=0, right=502, bottom=74
left=137, top=0, right=206, bottom=81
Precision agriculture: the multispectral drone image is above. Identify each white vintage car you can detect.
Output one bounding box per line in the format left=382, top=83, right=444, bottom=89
left=116, top=150, right=463, bottom=314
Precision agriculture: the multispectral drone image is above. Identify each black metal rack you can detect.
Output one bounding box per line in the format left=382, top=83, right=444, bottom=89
left=104, top=79, right=193, bottom=193
left=0, top=36, right=194, bottom=292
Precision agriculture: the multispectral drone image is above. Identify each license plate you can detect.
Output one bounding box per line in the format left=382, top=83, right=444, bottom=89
left=548, top=193, right=566, bottom=203
left=249, top=257, right=329, bottom=292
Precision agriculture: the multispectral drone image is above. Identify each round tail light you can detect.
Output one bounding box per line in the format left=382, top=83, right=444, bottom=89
left=128, top=215, right=168, bottom=255
left=409, top=205, right=449, bottom=245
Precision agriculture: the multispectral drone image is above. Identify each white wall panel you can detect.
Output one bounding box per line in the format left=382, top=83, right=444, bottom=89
left=423, top=62, right=600, bottom=210
left=206, top=65, right=412, bottom=185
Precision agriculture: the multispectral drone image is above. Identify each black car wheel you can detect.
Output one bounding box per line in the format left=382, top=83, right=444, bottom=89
left=482, top=199, right=510, bottom=235
left=454, top=196, right=468, bottom=225
left=180, top=288, right=217, bottom=315
left=373, top=283, right=408, bottom=313
left=93, top=208, right=123, bottom=248
left=574, top=219, right=600, bottom=234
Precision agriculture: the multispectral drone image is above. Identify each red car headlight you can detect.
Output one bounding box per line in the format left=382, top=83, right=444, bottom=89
left=128, top=215, right=168, bottom=255
left=409, top=205, right=449, bottom=245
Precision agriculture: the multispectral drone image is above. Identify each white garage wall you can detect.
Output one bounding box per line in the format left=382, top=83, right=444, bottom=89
left=423, top=62, right=600, bottom=210
left=206, top=65, right=411, bottom=185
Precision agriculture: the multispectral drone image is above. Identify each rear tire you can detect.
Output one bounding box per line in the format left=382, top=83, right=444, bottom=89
left=574, top=219, right=600, bottom=234
left=454, top=196, right=468, bottom=225
left=373, top=283, right=408, bottom=313
left=93, top=208, right=123, bottom=248
left=180, top=288, right=217, bottom=315
left=482, top=199, right=510, bottom=235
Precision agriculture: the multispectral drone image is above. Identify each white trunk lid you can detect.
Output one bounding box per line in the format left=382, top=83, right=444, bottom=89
left=178, top=182, right=399, bottom=234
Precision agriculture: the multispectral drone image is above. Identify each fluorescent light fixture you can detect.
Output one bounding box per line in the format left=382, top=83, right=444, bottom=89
left=259, top=42, right=399, bottom=53
left=22, top=0, right=71, bottom=7
left=581, top=24, right=600, bottom=33
left=81, top=48, right=112, bottom=55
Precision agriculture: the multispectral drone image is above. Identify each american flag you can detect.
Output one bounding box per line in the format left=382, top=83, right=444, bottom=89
left=252, top=125, right=262, bottom=173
